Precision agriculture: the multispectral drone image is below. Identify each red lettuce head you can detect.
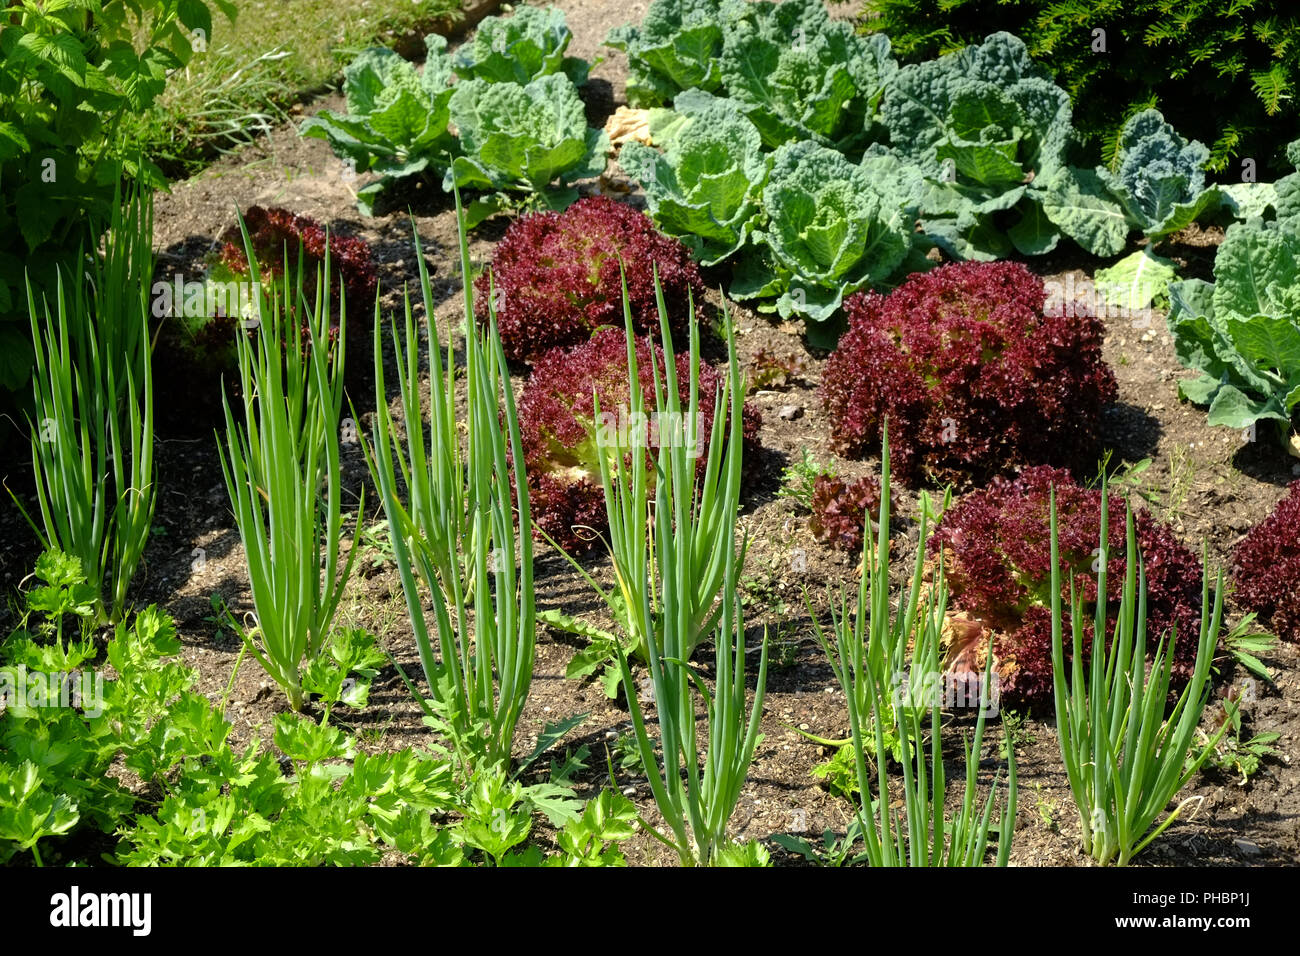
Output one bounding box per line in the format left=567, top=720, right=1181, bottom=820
left=1232, top=479, right=1300, bottom=642
left=475, top=197, right=705, bottom=363
left=821, top=261, right=1117, bottom=488
left=807, top=474, right=890, bottom=554
left=519, top=328, right=761, bottom=552
left=218, top=205, right=377, bottom=318
left=932, top=466, right=1207, bottom=711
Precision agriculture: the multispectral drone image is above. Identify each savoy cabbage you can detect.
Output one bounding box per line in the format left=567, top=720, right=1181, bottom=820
left=445, top=74, right=610, bottom=223
left=299, top=36, right=458, bottom=216
left=1167, top=216, right=1300, bottom=451
left=451, top=5, right=590, bottom=86
left=617, top=90, right=770, bottom=266
left=605, top=0, right=734, bottom=107
left=730, top=139, right=921, bottom=328
left=1097, top=109, right=1224, bottom=241
left=718, top=13, right=895, bottom=154
left=881, top=32, right=1130, bottom=259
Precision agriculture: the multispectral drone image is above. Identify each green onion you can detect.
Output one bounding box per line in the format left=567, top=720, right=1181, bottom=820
left=545, top=278, right=745, bottom=672
left=19, top=185, right=156, bottom=627
left=216, top=218, right=358, bottom=712
left=599, top=281, right=768, bottom=866
left=1050, top=480, right=1228, bottom=865
left=363, top=191, right=535, bottom=773
left=809, top=431, right=1017, bottom=866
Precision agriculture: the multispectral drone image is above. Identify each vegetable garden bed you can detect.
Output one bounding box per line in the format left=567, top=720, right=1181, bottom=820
left=2, top=0, right=1298, bottom=871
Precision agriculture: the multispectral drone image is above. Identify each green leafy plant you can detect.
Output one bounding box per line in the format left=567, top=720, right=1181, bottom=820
left=4, top=550, right=481, bottom=869
left=810, top=435, right=1017, bottom=866
left=364, top=194, right=535, bottom=773
left=716, top=5, right=895, bottom=153
left=606, top=0, right=864, bottom=122
left=1192, top=691, right=1281, bottom=786
left=118, top=709, right=462, bottom=866
left=216, top=223, right=359, bottom=712
left=299, top=37, right=459, bottom=216
left=356, top=517, right=396, bottom=574
left=776, top=450, right=835, bottom=510
left=1219, top=613, right=1278, bottom=686
left=604, top=0, right=732, bottom=107
left=16, top=186, right=155, bottom=627
left=772, top=823, right=869, bottom=867
left=452, top=767, right=638, bottom=868
left=809, top=742, right=862, bottom=800
left=618, top=90, right=771, bottom=266
left=0, top=0, right=234, bottom=397
left=445, top=73, right=610, bottom=225
left=731, top=139, right=921, bottom=328
left=1096, top=109, right=1224, bottom=242
left=301, top=628, right=389, bottom=719
left=1166, top=216, right=1300, bottom=453
left=608, top=730, right=647, bottom=775
left=1094, top=248, right=1179, bottom=318
left=880, top=32, right=1133, bottom=260
left=1, top=553, right=198, bottom=865
left=451, top=5, right=591, bottom=86
left=1049, top=482, right=1229, bottom=866
left=863, top=0, right=1300, bottom=175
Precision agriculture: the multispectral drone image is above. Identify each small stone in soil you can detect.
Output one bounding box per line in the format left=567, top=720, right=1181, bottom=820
left=1233, top=838, right=1263, bottom=857
left=778, top=405, right=803, bottom=421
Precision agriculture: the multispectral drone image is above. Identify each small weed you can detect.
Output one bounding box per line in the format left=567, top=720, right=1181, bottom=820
left=771, top=822, right=868, bottom=867
left=1195, top=689, right=1284, bottom=786
left=770, top=640, right=801, bottom=672
left=811, top=743, right=860, bottom=800
left=1162, top=445, right=1197, bottom=523
left=1033, top=784, right=1058, bottom=832
left=1001, top=711, right=1037, bottom=753
left=609, top=730, right=645, bottom=776
left=204, top=592, right=233, bottom=642
left=356, top=517, right=396, bottom=574
left=356, top=715, right=397, bottom=748
left=777, top=450, right=835, bottom=510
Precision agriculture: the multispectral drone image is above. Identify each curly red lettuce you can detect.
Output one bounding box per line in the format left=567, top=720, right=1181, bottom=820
left=1232, top=479, right=1300, bottom=643
left=218, top=205, right=377, bottom=314
left=932, top=466, right=1207, bottom=710
left=519, top=327, right=760, bottom=551
left=821, top=261, right=1117, bottom=488
left=808, top=474, right=889, bottom=554
left=474, top=196, right=704, bottom=362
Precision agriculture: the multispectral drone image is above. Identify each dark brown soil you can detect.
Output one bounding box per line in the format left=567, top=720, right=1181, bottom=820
left=3, top=0, right=1296, bottom=867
